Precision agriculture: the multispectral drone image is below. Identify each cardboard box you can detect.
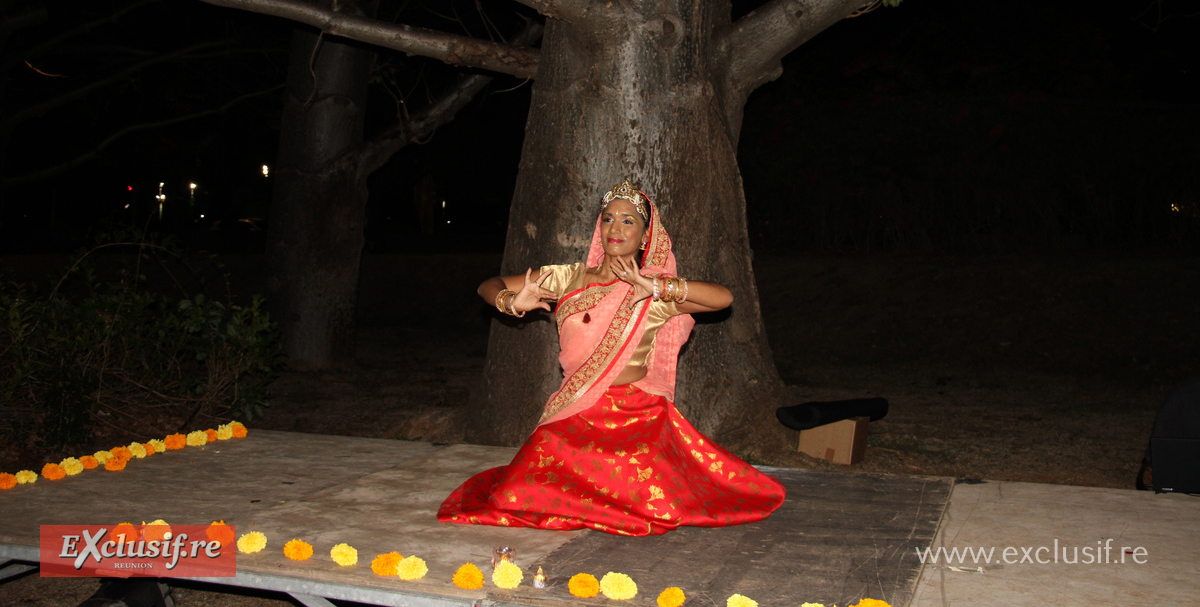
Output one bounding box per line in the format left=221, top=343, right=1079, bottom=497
left=797, top=417, right=868, bottom=465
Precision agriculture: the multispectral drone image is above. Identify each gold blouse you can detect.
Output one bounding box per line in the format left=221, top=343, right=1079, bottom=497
left=539, top=263, right=681, bottom=372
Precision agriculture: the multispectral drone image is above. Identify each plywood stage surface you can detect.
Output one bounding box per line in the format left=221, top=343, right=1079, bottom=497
left=0, top=430, right=952, bottom=606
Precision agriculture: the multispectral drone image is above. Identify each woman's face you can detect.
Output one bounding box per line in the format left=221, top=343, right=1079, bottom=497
left=600, top=198, right=648, bottom=258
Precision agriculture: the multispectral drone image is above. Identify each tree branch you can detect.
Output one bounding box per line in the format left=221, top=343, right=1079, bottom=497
left=358, top=73, right=493, bottom=176
left=725, top=0, right=865, bottom=98
left=3, top=85, right=284, bottom=188
left=1, top=40, right=232, bottom=132
left=197, top=0, right=541, bottom=79
left=507, top=0, right=593, bottom=25
left=19, top=0, right=161, bottom=60
left=356, top=19, right=543, bottom=175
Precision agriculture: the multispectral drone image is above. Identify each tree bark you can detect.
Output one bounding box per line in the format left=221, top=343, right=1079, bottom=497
left=265, top=11, right=540, bottom=370
left=266, top=6, right=376, bottom=369
left=470, top=0, right=802, bottom=458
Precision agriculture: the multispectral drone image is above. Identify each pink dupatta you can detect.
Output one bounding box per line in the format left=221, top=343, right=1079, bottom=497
left=537, top=194, right=696, bottom=427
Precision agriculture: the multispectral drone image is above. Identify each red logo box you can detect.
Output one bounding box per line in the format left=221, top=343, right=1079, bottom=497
left=39, top=525, right=237, bottom=577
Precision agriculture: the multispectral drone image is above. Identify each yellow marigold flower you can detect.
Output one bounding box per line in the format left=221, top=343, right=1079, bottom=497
left=283, top=539, right=313, bottom=561
left=109, top=446, right=133, bottom=462
left=371, top=552, right=403, bottom=576
left=148, top=439, right=167, bottom=453
left=143, top=520, right=171, bottom=542
left=128, top=443, right=148, bottom=459
left=397, top=555, right=428, bottom=580
left=186, top=431, right=208, bottom=447
left=600, top=572, right=638, bottom=600
left=801, top=603, right=827, bottom=607
left=216, top=424, right=234, bottom=440
left=330, top=543, right=358, bottom=566
left=230, top=421, right=248, bottom=438
left=452, top=563, right=484, bottom=590
left=851, top=600, right=891, bottom=607
left=94, top=450, right=113, bottom=464
left=727, top=594, right=758, bottom=607
left=491, top=559, right=522, bottom=589
left=237, top=531, right=267, bottom=554
left=568, top=573, right=600, bottom=598
left=79, top=455, right=99, bottom=469
left=15, top=470, right=37, bottom=484
left=60, top=457, right=84, bottom=476
left=41, top=463, right=66, bottom=480
left=658, top=586, right=686, bottom=607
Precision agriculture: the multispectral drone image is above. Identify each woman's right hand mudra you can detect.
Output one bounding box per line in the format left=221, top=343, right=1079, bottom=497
left=511, top=268, right=557, bottom=313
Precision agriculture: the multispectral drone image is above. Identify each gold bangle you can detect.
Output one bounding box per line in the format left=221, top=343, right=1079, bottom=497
left=506, top=292, right=526, bottom=317
left=495, top=289, right=525, bottom=317
left=495, top=289, right=512, bottom=314
left=678, top=277, right=689, bottom=304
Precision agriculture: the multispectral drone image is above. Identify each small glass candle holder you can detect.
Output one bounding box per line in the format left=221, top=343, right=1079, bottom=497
left=533, top=566, right=546, bottom=588
left=492, top=546, right=514, bottom=568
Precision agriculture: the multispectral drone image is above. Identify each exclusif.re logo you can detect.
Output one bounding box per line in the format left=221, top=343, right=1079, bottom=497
left=39, top=525, right=237, bottom=577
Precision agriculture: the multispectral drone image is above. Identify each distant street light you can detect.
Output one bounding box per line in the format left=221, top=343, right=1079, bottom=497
left=157, top=182, right=166, bottom=220
left=262, top=164, right=270, bottom=178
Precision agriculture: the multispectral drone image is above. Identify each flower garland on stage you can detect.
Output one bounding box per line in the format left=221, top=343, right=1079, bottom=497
left=0, top=421, right=248, bottom=490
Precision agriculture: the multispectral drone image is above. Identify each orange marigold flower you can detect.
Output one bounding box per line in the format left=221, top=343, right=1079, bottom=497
left=104, top=458, right=127, bottom=471
left=283, top=539, right=313, bottom=561
left=0, top=473, right=16, bottom=490
left=206, top=521, right=236, bottom=547
left=204, top=429, right=218, bottom=443
left=112, top=523, right=138, bottom=543
left=164, top=434, right=187, bottom=450
left=41, top=463, right=67, bottom=480
left=230, top=422, right=248, bottom=438
left=371, top=552, right=403, bottom=576
left=110, top=446, right=133, bottom=462
left=658, top=586, right=686, bottom=607
left=569, top=573, right=600, bottom=598
left=143, top=442, right=157, bottom=456
left=80, top=455, right=99, bottom=469
left=851, top=600, right=892, bottom=607
left=452, top=563, right=484, bottom=590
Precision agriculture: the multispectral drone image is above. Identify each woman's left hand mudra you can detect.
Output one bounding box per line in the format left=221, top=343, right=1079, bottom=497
left=610, top=256, right=654, bottom=301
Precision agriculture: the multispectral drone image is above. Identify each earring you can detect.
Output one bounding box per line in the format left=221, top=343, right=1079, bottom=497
left=639, top=241, right=647, bottom=250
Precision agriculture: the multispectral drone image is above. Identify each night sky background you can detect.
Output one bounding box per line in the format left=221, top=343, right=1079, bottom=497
left=1, top=0, right=1196, bottom=254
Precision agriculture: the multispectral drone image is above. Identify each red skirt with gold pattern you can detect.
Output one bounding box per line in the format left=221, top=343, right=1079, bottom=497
left=437, top=384, right=786, bottom=536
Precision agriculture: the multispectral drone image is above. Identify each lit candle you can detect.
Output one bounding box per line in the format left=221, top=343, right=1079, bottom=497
left=533, top=566, right=546, bottom=589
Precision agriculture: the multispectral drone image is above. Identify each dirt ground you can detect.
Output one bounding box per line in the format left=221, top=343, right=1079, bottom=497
left=3, top=252, right=1197, bottom=606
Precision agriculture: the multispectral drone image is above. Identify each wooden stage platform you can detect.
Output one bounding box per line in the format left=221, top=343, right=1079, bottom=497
left=0, top=430, right=952, bottom=606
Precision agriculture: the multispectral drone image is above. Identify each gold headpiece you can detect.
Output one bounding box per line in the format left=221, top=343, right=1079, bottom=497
left=601, top=178, right=648, bottom=222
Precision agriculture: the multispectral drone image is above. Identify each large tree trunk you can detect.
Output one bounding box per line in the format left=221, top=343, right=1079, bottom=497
left=472, top=0, right=792, bottom=459
left=266, top=7, right=375, bottom=369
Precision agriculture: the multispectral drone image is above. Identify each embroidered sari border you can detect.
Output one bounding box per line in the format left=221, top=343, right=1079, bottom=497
left=540, top=291, right=648, bottom=423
